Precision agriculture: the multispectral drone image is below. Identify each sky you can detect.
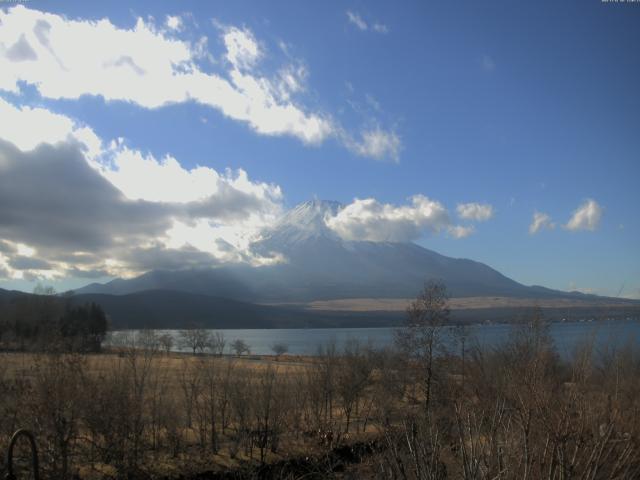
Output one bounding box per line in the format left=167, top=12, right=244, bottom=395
left=0, top=0, right=638, bottom=298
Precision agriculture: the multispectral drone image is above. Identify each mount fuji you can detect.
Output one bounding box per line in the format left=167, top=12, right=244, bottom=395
left=77, top=200, right=585, bottom=302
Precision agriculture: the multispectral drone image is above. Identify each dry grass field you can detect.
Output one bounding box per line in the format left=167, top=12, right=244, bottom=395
left=0, top=347, right=386, bottom=479
left=2, top=309, right=640, bottom=479
left=303, top=296, right=639, bottom=312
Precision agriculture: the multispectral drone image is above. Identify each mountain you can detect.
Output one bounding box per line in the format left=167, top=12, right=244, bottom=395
left=79, top=267, right=254, bottom=298
left=5, top=200, right=639, bottom=329
left=76, top=200, right=604, bottom=303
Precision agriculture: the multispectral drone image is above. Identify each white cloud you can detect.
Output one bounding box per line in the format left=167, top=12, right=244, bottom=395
left=16, top=242, right=36, bottom=257
left=565, top=199, right=603, bottom=232
left=529, top=211, right=555, bottom=235
left=447, top=225, right=475, bottom=239
left=276, top=63, right=307, bottom=101
left=0, top=7, right=191, bottom=104
left=0, top=97, right=101, bottom=157
left=325, top=196, right=481, bottom=242
left=95, top=143, right=285, bottom=259
left=0, top=6, right=334, bottom=147
left=372, top=23, right=389, bottom=34
left=0, top=6, right=399, bottom=159
left=222, top=26, right=262, bottom=70
left=456, top=202, right=494, bottom=222
left=325, top=196, right=453, bottom=242
left=97, top=147, right=281, bottom=205
left=346, top=11, right=389, bottom=34
left=165, top=219, right=280, bottom=265
left=165, top=15, right=182, bottom=32
left=344, top=127, right=401, bottom=162
left=346, top=11, right=368, bottom=31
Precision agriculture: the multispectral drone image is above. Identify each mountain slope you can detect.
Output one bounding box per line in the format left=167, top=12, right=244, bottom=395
left=79, top=267, right=255, bottom=299
left=77, top=200, right=598, bottom=302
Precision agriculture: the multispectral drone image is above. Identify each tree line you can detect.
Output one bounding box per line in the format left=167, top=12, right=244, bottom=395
left=0, top=287, right=108, bottom=352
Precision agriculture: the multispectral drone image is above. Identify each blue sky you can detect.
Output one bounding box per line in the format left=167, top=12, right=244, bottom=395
left=0, top=0, right=638, bottom=298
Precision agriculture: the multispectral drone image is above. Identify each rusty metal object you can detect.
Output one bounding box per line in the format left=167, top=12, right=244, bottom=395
left=5, top=429, right=39, bottom=480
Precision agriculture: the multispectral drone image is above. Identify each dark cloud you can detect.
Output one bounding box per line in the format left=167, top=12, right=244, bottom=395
left=214, top=238, right=236, bottom=253
left=0, top=140, right=175, bottom=255
left=0, top=239, right=17, bottom=254
left=65, top=267, right=112, bottom=278
left=0, top=138, right=280, bottom=282
left=0, top=265, right=10, bottom=279
left=118, top=244, right=221, bottom=272
left=8, top=255, right=52, bottom=270
left=184, top=182, right=270, bottom=221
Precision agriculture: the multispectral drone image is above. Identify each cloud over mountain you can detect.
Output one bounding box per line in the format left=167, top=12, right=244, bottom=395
left=0, top=98, right=285, bottom=281
left=0, top=92, right=501, bottom=287
left=0, top=140, right=177, bottom=278
left=325, top=196, right=474, bottom=242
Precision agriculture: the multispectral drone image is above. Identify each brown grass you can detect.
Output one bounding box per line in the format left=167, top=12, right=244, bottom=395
left=296, top=296, right=638, bottom=311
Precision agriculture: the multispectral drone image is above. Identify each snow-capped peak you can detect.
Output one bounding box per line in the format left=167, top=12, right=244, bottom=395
left=277, top=199, right=342, bottom=230
left=256, top=200, right=343, bottom=249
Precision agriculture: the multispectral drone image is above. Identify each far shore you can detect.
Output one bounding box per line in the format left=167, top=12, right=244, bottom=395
left=263, top=295, right=640, bottom=312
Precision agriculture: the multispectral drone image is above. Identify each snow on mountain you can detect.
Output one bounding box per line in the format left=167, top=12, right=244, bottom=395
left=256, top=199, right=343, bottom=249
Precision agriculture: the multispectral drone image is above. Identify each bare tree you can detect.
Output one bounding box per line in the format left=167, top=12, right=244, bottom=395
left=209, top=331, right=226, bottom=356
left=396, top=279, right=449, bottom=413
left=250, top=366, right=289, bottom=463
left=336, top=338, right=372, bottom=433
left=314, top=340, right=338, bottom=433
left=452, top=322, right=471, bottom=391
left=231, top=338, right=250, bottom=356
left=137, top=329, right=160, bottom=351
left=33, top=283, right=57, bottom=296
left=178, top=357, right=202, bottom=429
left=158, top=333, right=174, bottom=354
left=271, top=342, right=288, bottom=358
left=179, top=327, right=212, bottom=355
left=31, top=354, right=86, bottom=479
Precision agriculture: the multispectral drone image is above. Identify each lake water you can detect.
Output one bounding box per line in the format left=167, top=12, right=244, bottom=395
left=112, top=319, right=640, bottom=357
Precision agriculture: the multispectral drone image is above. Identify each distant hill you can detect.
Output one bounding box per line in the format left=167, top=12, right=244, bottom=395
left=0, top=288, right=402, bottom=329
left=78, top=267, right=255, bottom=299
left=77, top=200, right=614, bottom=303
left=1, top=287, right=638, bottom=330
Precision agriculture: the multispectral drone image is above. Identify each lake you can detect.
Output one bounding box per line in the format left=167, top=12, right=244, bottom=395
left=111, top=318, right=640, bottom=357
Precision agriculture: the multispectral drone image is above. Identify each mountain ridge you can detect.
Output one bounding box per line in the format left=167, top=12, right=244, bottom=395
left=2, top=286, right=637, bottom=330
left=75, top=200, right=614, bottom=303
